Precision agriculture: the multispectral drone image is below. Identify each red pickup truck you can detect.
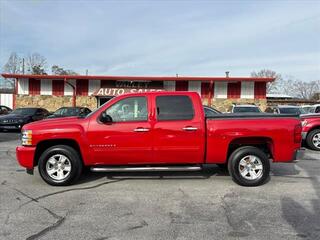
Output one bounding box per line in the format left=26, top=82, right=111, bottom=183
left=301, top=114, right=320, bottom=151
left=16, top=92, right=302, bottom=186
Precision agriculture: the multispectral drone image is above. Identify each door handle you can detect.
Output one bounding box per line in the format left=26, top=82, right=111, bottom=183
left=182, top=126, right=198, bottom=131
left=134, top=128, right=150, bottom=132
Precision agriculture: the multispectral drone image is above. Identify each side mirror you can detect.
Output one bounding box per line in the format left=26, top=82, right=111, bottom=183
left=99, top=112, right=113, bottom=124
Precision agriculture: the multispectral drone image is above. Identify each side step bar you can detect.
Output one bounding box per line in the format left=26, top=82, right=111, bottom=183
left=91, top=166, right=202, bottom=172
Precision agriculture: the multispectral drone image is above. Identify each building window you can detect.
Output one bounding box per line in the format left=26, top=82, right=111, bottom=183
left=76, top=79, right=88, bottom=96
left=29, top=78, right=40, bottom=95
left=227, top=82, right=241, bottom=98
left=52, top=80, right=64, bottom=96
left=254, top=82, right=267, bottom=99
left=175, top=81, right=188, bottom=91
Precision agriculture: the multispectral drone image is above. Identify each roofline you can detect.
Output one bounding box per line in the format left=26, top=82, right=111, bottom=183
left=1, top=73, right=275, bottom=82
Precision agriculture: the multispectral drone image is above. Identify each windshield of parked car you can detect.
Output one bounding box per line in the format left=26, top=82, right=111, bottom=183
left=279, top=107, right=301, bottom=114
left=54, top=108, right=80, bottom=116
left=11, top=108, right=37, bottom=115
left=233, top=107, right=261, bottom=113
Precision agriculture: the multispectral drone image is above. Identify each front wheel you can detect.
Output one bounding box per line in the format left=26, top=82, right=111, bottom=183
left=38, top=145, right=83, bottom=186
left=228, top=146, right=270, bottom=186
left=306, top=129, right=320, bottom=151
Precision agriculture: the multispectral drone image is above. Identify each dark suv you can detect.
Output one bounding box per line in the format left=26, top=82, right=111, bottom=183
left=0, top=108, right=49, bottom=131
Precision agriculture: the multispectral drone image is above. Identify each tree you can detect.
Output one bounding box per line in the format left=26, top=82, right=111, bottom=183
left=26, top=53, right=47, bottom=75
left=251, top=69, right=282, bottom=93
left=51, top=65, right=78, bottom=75
left=2, top=52, right=22, bottom=88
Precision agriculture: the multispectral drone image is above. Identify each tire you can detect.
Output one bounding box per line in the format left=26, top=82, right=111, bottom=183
left=38, top=145, right=83, bottom=186
left=306, top=129, right=320, bottom=151
left=228, top=146, right=270, bottom=187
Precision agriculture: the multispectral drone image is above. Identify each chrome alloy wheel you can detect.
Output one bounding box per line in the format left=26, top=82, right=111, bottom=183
left=46, top=154, right=72, bottom=181
left=312, top=133, right=320, bottom=149
left=238, top=155, right=263, bottom=180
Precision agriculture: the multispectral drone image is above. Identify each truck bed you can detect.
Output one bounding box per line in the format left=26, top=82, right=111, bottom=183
left=205, top=114, right=301, bottom=164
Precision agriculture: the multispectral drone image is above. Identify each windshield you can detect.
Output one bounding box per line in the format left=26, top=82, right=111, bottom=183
left=233, top=107, right=260, bottom=113
left=54, top=108, right=80, bottom=116
left=279, top=107, right=301, bottom=114
left=11, top=108, right=37, bottom=115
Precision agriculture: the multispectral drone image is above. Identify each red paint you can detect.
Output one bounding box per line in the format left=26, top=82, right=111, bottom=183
left=1, top=73, right=275, bottom=82
left=227, top=82, right=241, bottom=98
left=29, top=78, right=40, bottom=95
left=301, top=114, right=320, bottom=137
left=16, top=92, right=301, bottom=174
left=52, top=80, right=64, bottom=96
left=175, top=81, right=188, bottom=91
left=254, top=82, right=267, bottom=99
left=76, top=79, right=88, bottom=96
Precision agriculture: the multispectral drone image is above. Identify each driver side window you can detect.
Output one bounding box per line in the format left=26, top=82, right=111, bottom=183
left=105, top=97, right=148, bottom=122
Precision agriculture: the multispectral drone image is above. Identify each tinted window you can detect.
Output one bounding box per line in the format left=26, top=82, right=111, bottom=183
left=156, top=95, right=194, bottom=120
left=105, top=97, right=147, bottom=122
left=279, top=108, right=301, bottom=114
left=233, top=107, right=260, bottom=113
left=11, top=108, right=37, bottom=115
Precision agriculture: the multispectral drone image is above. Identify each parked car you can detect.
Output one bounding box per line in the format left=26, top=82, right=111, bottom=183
left=301, top=105, right=314, bottom=114
left=265, top=105, right=304, bottom=115
left=231, top=104, right=261, bottom=113
left=0, top=107, right=49, bottom=131
left=16, top=92, right=301, bottom=187
left=309, top=104, right=320, bottom=114
left=47, top=107, right=92, bottom=119
left=203, top=106, right=221, bottom=117
left=301, top=113, right=320, bottom=151
left=0, top=105, right=12, bottom=115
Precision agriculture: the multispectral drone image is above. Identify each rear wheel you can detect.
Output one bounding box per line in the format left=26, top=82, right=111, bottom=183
left=38, top=145, right=82, bottom=186
left=306, top=129, right=320, bottom=151
left=228, top=146, right=270, bottom=186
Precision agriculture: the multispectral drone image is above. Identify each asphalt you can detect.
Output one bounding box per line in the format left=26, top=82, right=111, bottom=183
left=0, top=132, right=319, bottom=240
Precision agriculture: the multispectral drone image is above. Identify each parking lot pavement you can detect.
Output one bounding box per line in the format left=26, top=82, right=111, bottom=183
left=0, top=133, right=319, bottom=240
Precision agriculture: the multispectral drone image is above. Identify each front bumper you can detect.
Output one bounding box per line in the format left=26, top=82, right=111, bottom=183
left=0, top=124, right=23, bottom=130
left=16, top=146, right=36, bottom=170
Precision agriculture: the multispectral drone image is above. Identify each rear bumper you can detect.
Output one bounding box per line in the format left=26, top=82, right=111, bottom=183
left=292, top=149, right=299, bottom=162
left=16, top=146, right=36, bottom=170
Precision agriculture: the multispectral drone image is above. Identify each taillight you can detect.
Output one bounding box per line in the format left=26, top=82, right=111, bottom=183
left=294, top=124, right=302, bottom=144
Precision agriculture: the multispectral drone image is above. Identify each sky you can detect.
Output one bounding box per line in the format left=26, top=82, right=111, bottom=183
left=0, top=0, right=320, bottom=82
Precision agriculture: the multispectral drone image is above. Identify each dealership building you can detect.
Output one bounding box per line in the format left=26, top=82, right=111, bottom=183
left=1, top=73, right=274, bottom=112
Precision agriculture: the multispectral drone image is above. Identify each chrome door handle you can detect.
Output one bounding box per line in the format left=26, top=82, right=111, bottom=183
left=134, top=128, right=150, bottom=132
left=182, top=126, right=198, bottom=131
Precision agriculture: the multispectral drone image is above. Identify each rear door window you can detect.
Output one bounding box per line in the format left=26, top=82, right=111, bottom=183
left=156, top=95, right=194, bottom=121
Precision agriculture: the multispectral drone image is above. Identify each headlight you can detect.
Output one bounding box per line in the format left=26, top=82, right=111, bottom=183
left=18, top=119, right=24, bottom=123
left=302, top=120, right=308, bottom=127
left=22, top=130, right=32, bottom=146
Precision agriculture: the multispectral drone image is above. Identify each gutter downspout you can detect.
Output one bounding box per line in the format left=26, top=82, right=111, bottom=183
left=64, top=78, right=76, bottom=107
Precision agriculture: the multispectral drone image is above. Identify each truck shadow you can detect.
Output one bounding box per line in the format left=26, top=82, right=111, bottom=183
left=281, top=161, right=320, bottom=238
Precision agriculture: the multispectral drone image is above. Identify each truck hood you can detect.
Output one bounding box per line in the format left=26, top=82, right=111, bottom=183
left=22, top=116, right=84, bottom=130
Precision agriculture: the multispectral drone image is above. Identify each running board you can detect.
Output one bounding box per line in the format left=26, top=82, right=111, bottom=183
left=90, top=166, right=202, bottom=172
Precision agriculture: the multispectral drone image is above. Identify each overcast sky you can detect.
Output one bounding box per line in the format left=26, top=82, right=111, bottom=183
left=0, top=0, right=319, bottom=81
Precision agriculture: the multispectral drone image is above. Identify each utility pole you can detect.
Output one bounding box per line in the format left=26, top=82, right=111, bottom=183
left=86, top=69, right=88, bottom=75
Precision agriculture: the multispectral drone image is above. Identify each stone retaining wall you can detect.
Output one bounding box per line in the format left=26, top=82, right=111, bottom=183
left=16, top=95, right=267, bottom=112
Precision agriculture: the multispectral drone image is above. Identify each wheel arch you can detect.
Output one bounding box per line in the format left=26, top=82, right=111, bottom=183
left=227, top=136, right=274, bottom=161
left=33, top=139, right=84, bottom=167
